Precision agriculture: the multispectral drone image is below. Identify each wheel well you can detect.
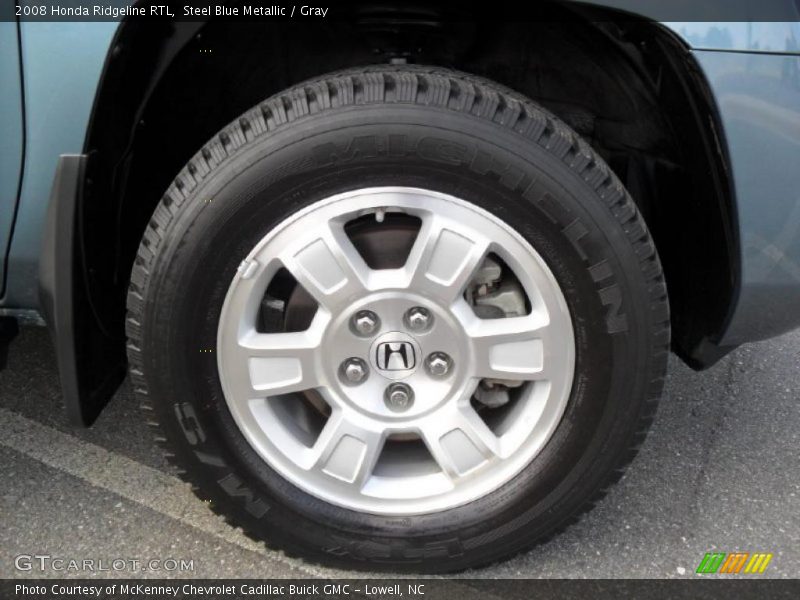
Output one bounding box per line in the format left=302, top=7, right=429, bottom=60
left=81, top=3, right=737, bottom=370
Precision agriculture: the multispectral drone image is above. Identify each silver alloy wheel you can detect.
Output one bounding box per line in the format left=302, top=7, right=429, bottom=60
left=217, top=187, right=575, bottom=515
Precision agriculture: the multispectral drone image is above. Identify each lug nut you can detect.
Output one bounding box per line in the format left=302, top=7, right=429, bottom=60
left=340, top=358, right=368, bottom=385
left=405, top=306, right=432, bottom=332
left=425, top=352, right=453, bottom=378
left=384, top=382, right=414, bottom=412
left=351, top=310, right=380, bottom=336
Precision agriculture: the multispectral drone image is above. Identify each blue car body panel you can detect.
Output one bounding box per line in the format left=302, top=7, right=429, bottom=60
left=694, top=49, right=800, bottom=345
left=1, top=22, right=116, bottom=308
left=0, top=22, right=24, bottom=296
left=665, top=22, right=800, bottom=53
left=2, top=9, right=800, bottom=350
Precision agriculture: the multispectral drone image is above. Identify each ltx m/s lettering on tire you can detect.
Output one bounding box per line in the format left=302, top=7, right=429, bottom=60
left=125, top=65, right=669, bottom=572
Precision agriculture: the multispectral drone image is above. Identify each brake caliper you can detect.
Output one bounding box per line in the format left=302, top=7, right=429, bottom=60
left=466, top=256, right=528, bottom=408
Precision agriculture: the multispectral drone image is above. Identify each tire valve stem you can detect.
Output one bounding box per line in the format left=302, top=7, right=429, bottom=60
left=375, top=208, right=386, bottom=223
left=237, top=259, right=259, bottom=280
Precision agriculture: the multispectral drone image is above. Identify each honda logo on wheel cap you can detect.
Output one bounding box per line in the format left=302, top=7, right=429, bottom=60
left=376, top=341, right=416, bottom=371
left=369, top=332, right=422, bottom=380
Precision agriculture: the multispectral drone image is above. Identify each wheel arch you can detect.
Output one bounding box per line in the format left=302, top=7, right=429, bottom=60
left=68, top=3, right=738, bottom=423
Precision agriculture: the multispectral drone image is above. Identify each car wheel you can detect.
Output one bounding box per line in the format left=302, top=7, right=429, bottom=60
left=126, top=65, right=669, bottom=572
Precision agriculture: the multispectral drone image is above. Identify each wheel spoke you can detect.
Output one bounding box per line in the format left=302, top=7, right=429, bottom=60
left=405, top=216, right=490, bottom=305
left=462, top=311, right=551, bottom=382
left=311, top=412, right=384, bottom=488
left=280, top=221, right=370, bottom=310
left=239, top=329, right=322, bottom=396
left=420, top=405, right=501, bottom=479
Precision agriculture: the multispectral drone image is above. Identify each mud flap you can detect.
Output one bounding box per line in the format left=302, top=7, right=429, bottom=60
left=38, top=155, right=125, bottom=425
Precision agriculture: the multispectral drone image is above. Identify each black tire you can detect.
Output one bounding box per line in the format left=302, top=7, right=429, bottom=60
left=126, top=65, right=669, bottom=572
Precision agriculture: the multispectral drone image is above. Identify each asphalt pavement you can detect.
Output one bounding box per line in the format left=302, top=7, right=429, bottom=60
left=1, top=326, right=798, bottom=579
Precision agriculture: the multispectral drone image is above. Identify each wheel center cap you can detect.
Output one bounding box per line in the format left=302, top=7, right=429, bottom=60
left=369, top=332, right=422, bottom=381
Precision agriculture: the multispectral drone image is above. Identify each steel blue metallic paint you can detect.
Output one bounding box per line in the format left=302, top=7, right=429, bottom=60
left=664, top=22, right=800, bottom=53
left=2, top=22, right=117, bottom=307
left=0, top=22, right=24, bottom=295
left=575, top=0, right=800, bottom=46
left=693, top=49, right=800, bottom=344
left=573, top=1, right=800, bottom=53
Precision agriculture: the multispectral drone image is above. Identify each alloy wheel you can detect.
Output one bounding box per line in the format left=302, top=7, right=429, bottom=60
left=217, top=187, right=575, bottom=515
